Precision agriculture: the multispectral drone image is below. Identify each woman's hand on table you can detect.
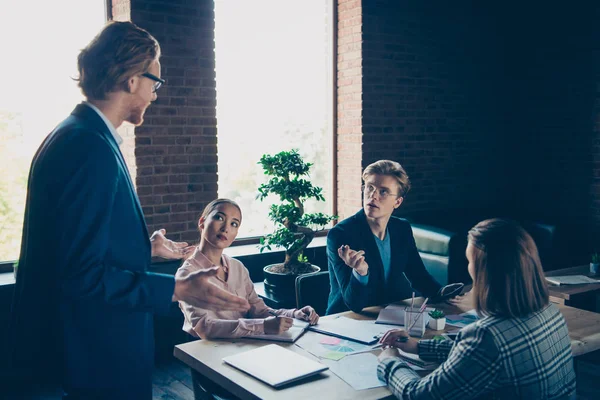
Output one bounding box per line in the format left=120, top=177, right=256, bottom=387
left=379, top=329, right=419, bottom=354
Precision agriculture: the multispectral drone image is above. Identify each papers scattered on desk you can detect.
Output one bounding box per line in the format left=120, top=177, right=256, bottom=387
left=375, top=303, right=434, bottom=326
left=321, top=352, right=386, bottom=391
left=545, top=275, right=600, bottom=286
left=243, top=319, right=309, bottom=343
left=295, top=330, right=376, bottom=361
left=445, top=309, right=479, bottom=328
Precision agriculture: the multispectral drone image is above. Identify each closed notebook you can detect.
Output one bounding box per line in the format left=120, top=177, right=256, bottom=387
left=375, top=304, right=434, bottom=326
left=244, top=319, right=310, bottom=343
left=545, top=275, right=600, bottom=285
left=222, top=344, right=328, bottom=388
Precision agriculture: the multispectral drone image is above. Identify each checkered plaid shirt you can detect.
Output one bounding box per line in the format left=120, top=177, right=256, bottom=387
left=377, top=303, right=575, bottom=399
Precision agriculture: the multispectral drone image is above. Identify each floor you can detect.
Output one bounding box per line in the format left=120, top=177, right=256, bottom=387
left=152, top=358, right=194, bottom=400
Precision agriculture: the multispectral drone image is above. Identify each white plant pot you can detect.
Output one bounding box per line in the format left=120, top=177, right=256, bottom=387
left=428, top=317, right=446, bottom=331
left=591, top=262, right=599, bottom=275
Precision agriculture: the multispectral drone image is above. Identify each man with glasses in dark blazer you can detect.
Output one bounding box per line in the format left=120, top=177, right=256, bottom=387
left=326, top=160, right=443, bottom=315
left=9, top=21, right=249, bottom=399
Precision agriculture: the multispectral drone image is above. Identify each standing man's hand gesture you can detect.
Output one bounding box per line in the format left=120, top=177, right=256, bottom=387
left=173, top=267, right=250, bottom=312
left=150, top=229, right=195, bottom=259
left=338, top=245, right=369, bottom=276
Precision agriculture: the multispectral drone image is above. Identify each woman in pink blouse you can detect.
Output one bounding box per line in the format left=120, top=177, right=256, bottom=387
left=177, top=198, right=319, bottom=340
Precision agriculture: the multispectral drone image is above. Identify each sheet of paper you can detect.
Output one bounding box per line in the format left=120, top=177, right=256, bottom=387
left=320, top=336, right=341, bottom=345
left=309, top=316, right=400, bottom=344
left=545, top=275, right=600, bottom=285
left=321, top=352, right=387, bottom=391
left=446, top=309, right=479, bottom=328
left=295, top=331, right=375, bottom=361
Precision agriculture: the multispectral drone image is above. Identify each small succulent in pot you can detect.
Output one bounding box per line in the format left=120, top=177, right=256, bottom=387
left=428, top=309, right=445, bottom=319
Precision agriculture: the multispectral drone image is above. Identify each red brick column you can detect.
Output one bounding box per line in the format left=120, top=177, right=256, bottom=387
left=336, top=0, right=364, bottom=220
left=111, top=0, right=218, bottom=243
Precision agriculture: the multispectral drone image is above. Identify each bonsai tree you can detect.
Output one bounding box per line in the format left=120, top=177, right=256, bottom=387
left=257, top=149, right=336, bottom=275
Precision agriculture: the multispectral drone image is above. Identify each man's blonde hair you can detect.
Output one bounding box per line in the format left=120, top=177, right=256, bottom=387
left=76, top=21, right=160, bottom=100
left=362, top=160, right=411, bottom=197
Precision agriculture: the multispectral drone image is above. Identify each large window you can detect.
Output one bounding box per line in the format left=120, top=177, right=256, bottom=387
left=215, top=0, right=335, bottom=239
left=0, top=1, right=106, bottom=262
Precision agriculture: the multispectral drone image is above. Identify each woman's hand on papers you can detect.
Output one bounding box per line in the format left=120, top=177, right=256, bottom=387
left=378, top=347, right=400, bottom=362
left=379, top=329, right=419, bottom=354
left=294, top=306, right=320, bottom=325
left=264, top=316, right=294, bottom=334
left=447, top=289, right=474, bottom=312
left=338, top=245, right=369, bottom=276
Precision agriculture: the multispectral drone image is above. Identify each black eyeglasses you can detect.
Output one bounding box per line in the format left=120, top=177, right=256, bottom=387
left=141, top=72, right=165, bottom=93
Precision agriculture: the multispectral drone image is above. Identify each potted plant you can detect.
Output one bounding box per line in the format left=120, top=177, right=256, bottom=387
left=257, top=150, right=336, bottom=303
left=428, top=309, right=446, bottom=331
left=591, top=252, right=599, bottom=275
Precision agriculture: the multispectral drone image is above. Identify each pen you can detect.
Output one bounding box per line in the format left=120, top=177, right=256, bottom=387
left=267, top=310, right=279, bottom=318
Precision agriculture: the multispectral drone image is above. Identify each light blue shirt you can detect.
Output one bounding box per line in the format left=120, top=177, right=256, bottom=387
left=84, top=101, right=123, bottom=146
left=353, top=229, right=391, bottom=285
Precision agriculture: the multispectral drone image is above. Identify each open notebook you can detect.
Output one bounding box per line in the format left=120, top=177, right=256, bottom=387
left=244, top=319, right=310, bottom=343
left=223, top=344, right=328, bottom=388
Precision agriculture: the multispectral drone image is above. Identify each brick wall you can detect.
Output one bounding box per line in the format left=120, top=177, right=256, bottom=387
left=339, top=1, right=510, bottom=220
left=336, top=0, right=364, bottom=220
left=337, top=1, right=600, bottom=259
left=123, top=0, right=218, bottom=243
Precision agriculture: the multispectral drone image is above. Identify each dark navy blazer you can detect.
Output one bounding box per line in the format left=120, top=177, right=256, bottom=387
left=326, top=209, right=442, bottom=315
left=9, top=103, right=175, bottom=399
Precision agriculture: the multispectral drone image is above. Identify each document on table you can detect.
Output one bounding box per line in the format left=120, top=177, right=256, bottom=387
left=295, top=330, right=376, bottom=361
left=545, top=275, right=600, bottom=286
left=446, top=309, right=479, bottom=328
left=308, top=316, right=399, bottom=345
left=243, top=319, right=309, bottom=343
left=321, top=352, right=386, bottom=391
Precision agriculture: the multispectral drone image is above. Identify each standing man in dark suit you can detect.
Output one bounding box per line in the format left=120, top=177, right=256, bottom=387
left=326, top=160, right=442, bottom=315
left=9, top=21, right=250, bottom=399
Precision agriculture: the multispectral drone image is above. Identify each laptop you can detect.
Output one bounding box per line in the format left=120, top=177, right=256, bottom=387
left=222, top=344, right=328, bottom=388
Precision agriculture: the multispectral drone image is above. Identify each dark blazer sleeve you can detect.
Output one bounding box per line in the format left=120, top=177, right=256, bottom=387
left=55, top=131, right=174, bottom=315
left=327, top=227, right=371, bottom=313
left=402, top=223, right=442, bottom=299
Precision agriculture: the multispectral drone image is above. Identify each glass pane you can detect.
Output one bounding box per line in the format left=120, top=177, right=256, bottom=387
left=215, top=0, right=334, bottom=238
left=0, top=1, right=106, bottom=262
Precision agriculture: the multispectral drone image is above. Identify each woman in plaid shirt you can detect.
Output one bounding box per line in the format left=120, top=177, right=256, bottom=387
left=377, top=218, right=576, bottom=399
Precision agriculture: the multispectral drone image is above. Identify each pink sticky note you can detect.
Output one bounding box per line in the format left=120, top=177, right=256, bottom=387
left=320, top=336, right=341, bottom=345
